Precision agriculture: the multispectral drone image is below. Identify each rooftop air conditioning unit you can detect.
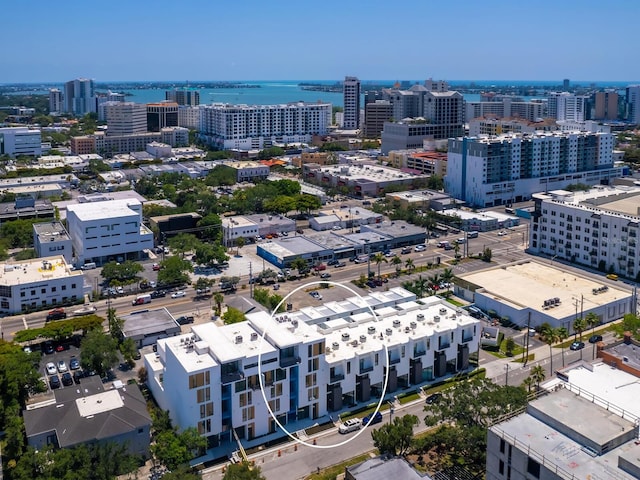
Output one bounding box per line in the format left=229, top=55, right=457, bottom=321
left=386, top=328, right=392, bottom=336
left=439, top=308, right=447, bottom=315
left=250, top=333, right=258, bottom=341
left=410, top=322, right=417, bottom=329
left=235, top=335, right=243, bottom=344
left=417, top=313, right=425, bottom=320
left=367, top=326, right=376, bottom=334
left=332, top=342, right=340, bottom=350
left=392, top=319, right=401, bottom=327
left=341, top=333, right=350, bottom=341
left=434, top=316, right=440, bottom=322
left=360, top=335, right=366, bottom=343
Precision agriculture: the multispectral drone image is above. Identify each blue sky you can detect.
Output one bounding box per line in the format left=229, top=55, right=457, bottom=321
left=3, top=0, right=639, bottom=83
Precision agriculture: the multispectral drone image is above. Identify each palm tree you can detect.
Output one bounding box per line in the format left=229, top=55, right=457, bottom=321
left=391, top=255, right=402, bottom=276
left=453, top=242, right=461, bottom=259
left=213, top=293, right=224, bottom=316
left=522, top=376, right=534, bottom=394
left=414, top=275, right=428, bottom=297
left=405, top=258, right=415, bottom=272
left=541, top=324, right=559, bottom=375
left=428, top=273, right=441, bottom=292
left=530, top=365, right=546, bottom=391
left=585, top=312, right=599, bottom=337
left=556, top=326, right=570, bottom=368
left=373, top=252, right=388, bottom=279
left=440, top=268, right=454, bottom=286
left=573, top=317, right=587, bottom=341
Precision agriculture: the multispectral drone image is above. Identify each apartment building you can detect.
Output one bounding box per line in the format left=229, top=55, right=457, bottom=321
left=199, top=102, right=332, bottom=150
left=343, top=76, right=361, bottom=130
left=0, top=255, right=83, bottom=314
left=386, top=150, right=447, bottom=176
left=445, top=131, right=621, bottom=207
left=467, top=117, right=556, bottom=137
left=145, top=288, right=480, bottom=447
left=0, top=127, right=42, bottom=157
left=465, top=98, right=545, bottom=123
left=547, top=92, right=589, bottom=122
left=66, top=199, right=154, bottom=266
left=105, top=102, right=147, bottom=136
left=178, top=105, right=201, bottom=129
left=593, top=90, right=619, bottom=120
left=48, top=88, right=63, bottom=115
left=530, top=186, right=640, bottom=278
left=64, top=78, right=96, bottom=115
left=626, top=85, right=640, bottom=124
left=165, top=89, right=200, bottom=106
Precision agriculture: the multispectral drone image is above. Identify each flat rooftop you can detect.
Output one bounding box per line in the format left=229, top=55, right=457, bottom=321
left=0, top=173, right=78, bottom=188
left=442, top=208, right=516, bottom=222
left=33, top=221, right=70, bottom=241
left=536, top=186, right=640, bottom=219
left=222, top=216, right=256, bottom=228
left=363, top=220, right=425, bottom=238
left=319, top=208, right=381, bottom=222
left=66, top=198, right=142, bottom=221
left=244, top=214, right=295, bottom=230
left=386, top=190, right=450, bottom=202
left=121, top=308, right=180, bottom=339
left=258, top=236, right=327, bottom=258
left=304, top=231, right=359, bottom=251
left=493, top=388, right=640, bottom=479
left=340, top=231, right=391, bottom=246
left=460, top=261, right=632, bottom=319
left=0, top=256, right=80, bottom=286
left=320, top=164, right=421, bottom=183
left=192, top=322, right=277, bottom=364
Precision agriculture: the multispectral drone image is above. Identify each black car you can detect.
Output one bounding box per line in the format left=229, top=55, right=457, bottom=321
left=327, top=259, right=339, bottom=266
left=570, top=341, right=585, bottom=351
left=366, top=280, right=377, bottom=288
left=589, top=334, right=603, bottom=344
left=425, top=393, right=441, bottom=405
left=73, top=370, right=83, bottom=384
left=176, top=315, right=195, bottom=325
left=150, top=290, right=166, bottom=299
left=43, top=341, right=54, bottom=355
left=61, top=372, right=73, bottom=386
left=49, top=375, right=60, bottom=389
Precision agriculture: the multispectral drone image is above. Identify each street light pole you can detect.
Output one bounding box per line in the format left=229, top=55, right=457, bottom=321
left=388, top=401, right=394, bottom=424
left=504, top=364, right=510, bottom=386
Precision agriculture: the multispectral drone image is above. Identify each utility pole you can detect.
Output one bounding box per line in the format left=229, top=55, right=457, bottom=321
left=504, top=364, right=510, bottom=386
left=523, top=312, right=531, bottom=367
left=249, top=262, right=253, bottom=298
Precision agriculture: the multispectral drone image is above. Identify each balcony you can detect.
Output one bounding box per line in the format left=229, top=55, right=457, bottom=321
left=330, top=373, right=345, bottom=383
left=462, top=335, right=474, bottom=343
left=359, top=365, right=374, bottom=374
left=413, top=350, right=426, bottom=358
left=389, top=357, right=401, bottom=365
left=222, top=371, right=244, bottom=384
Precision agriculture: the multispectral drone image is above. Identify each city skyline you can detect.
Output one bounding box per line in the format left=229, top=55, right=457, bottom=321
left=3, top=0, right=640, bottom=83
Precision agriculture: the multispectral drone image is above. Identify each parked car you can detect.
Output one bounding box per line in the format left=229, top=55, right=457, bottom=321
left=61, top=372, right=73, bottom=386
left=339, top=418, right=362, bottom=434
left=73, top=370, right=83, bottom=384
left=46, top=308, right=67, bottom=321
left=362, top=412, right=383, bottom=426
left=366, top=280, right=377, bottom=288
left=57, top=360, right=68, bottom=373
left=401, top=247, right=412, bottom=254
left=589, top=334, right=603, bottom=344
left=313, top=264, right=327, bottom=271
left=425, top=393, right=441, bottom=405
left=570, top=341, right=585, bottom=351
left=55, top=344, right=66, bottom=352
left=309, top=291, right=323, bottom=300
left=152, top=263, right=161, bottom=271
left=327, top=259, right=339, bottom=266
left=176, top=315, right=195, bottom=325
left=43, top=341, right=54, bottom=354
left=49, top=375, right=60, bottom=389
left=171, top=291, right=186, bottom=299
left=46, top=362, right=57, bottom=375
left=335, top=261, right=347, bottom=268
left=320, top=273, right=331, bottom=279
left=69, top=356, right=80, bottom=370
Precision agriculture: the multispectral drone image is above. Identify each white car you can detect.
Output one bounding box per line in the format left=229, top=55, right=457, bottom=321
left=46, top=362, right=57, bottom=375
left=497, top=231, right=508, bottom=236
left=57, top=360, right=68, bottom=373
left=339, top=418, right=362, bottom=434
left=414, top=245, right=426, bottom=252
left=171, top=291, right=186, bottom=299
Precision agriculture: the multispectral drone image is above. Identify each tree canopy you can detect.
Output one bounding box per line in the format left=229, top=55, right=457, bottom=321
left=371, top=414, right=419, bottom=456
left=222, top=461, right=266, bottom=480
left=80, top=329, right=120, bottom=377
left=101, top=260, right=144, bottom=286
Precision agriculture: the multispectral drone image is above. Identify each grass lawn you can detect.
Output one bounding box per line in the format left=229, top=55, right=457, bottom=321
left=445, top=298, right=465, bottom=307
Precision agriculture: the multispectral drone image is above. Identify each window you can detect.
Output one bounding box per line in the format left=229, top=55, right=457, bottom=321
left=242, top=406, right=255, bottom=421
left=196, top=387, right=210, bottom=403
left=307, top=357, right=319, bottom=372
left=270, top=383, right=283, bottom=398
left=239, top=391, right=252, bottom=407
left=305, top=373, right=316, bottom=388
left=527, top=458, right=540, bottom=478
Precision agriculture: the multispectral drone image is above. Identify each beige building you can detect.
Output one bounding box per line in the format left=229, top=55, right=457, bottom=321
left=292, top=151, right=335, bottom=167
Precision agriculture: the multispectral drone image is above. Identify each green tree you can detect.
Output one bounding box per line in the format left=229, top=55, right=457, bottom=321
left=213, top=292, right=224, bottom=316
left=295, top=193, right=321, bottom=215
left=573, top=316, right=587, bottom=341
left=80, top=329, right=119, bottom=377
left=371, top=414, right=419, bottom=456
left=120, top=337, right=138, bottom=367
left=101, top=260, right=144, bottom=285
left=168, top=233, right=199, bottom=259
left=223, top=307, right=246, bottom=324
left=481, top=247, right=493, bottom=262
left=236, top=236, right=246, bottom=255
left=152, top=427, right=207, bottom=471
left=158, top=255, right=193, bottom=288
left=557, top=326, right=570, bottom=367
left=372, top=252, right=388, bottom=279
left=522, top=376, right=534, bottom=393
left=391, top=255, right=402, bottom=276
left=107, top=306, right=125, bottom=341
left=530, top=365, right=546, bottom=390
left=426, top=174, right=444, bottom=191
left=540, top=324, right=559, bottom=375
left=504, top=337, right=516, bottom=357
left=585, top=312, right=599, bottom=336
left=290, top=256, right=308, bottom=275
left=222, top=461, right=266, bottom=480
left=404, top=258, right=415, bottom=271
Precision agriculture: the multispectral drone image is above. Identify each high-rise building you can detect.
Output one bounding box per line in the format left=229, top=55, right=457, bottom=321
left=593, top=90, right=619, bottom=120
left=177, top=106, right=201, bottom=129
left=64, top=78, right=96, bottom=116
left=343, top=76, right=361, bottom=129
left=146, top=102, right=178, bottom=132
left=48, top=89, right=63, bottom=115
left=105, top=102, right=147, bottom=136
left=363, top=100, right=392, bottom=138
left=547, top=92, right=589, bottom=121
left=626, top=85, right=640, bottom=124
left=446, top=131, right=621, bottom=207
left=199, top=102, right=331, bottom=150
left=165, top=89, right=200, bottom=106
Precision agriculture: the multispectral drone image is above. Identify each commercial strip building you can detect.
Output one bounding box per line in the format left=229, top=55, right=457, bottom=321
left=303, top=163, right=430, bottom=198
left=445, top=131, right=622, bottom=208
left=385, top=190, right=455, bottom=211
left=0, top=255, right=83, bottom=315
left=66, top=199, right=154, bottom=266
left=309, top=207, right=382, bottom=231
left=199, top=102, right=332, bottom=150
left=144, top=288, right=480, bottom=446
left=33, top=221, right=73, bottom=264
left=456, top=260, right=633, bottom=331
left=222, top=214, right=295, bottom=247
left=24, top=376, right=151, bottom=457
left=439, top=208, right=520, bottom=232
left=487, top=362, right=640, bottom=480
left=0, top=126, right=42, bottom=157
left=529, top=186, right=640, bottom=278
left=121, top=308, right=182, bottom=349
left=257, top=220, right=426, bottom=268
left=213, top=161, right=270, bottom=182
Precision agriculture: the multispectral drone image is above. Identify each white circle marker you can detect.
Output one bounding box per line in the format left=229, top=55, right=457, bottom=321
left=257, top=280, right=390, bottom=449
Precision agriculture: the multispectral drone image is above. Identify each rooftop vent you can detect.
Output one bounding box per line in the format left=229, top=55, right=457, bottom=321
left=439, top=308, right=447, bottom=315
left=359, top=335, right=367, bottom=343
left=341, top=332, right=350, bottom=341
left=386, top=328, right=393, bottom=336
left=434, top=315, right=440, bottom=322
left=235, top=335, right=243, bottom=344
left=250, top=332, right=258, bottom=341
left=392, top=319, right=401, bottom=327
left=332, top=342, right=340, bottom=350
left=367, top=326, right=376, bottom=334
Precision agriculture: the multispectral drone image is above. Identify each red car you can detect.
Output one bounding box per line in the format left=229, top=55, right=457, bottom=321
left=152, top=263, right=161, bottom=271
left=55, top=344, right=65, bottom=352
